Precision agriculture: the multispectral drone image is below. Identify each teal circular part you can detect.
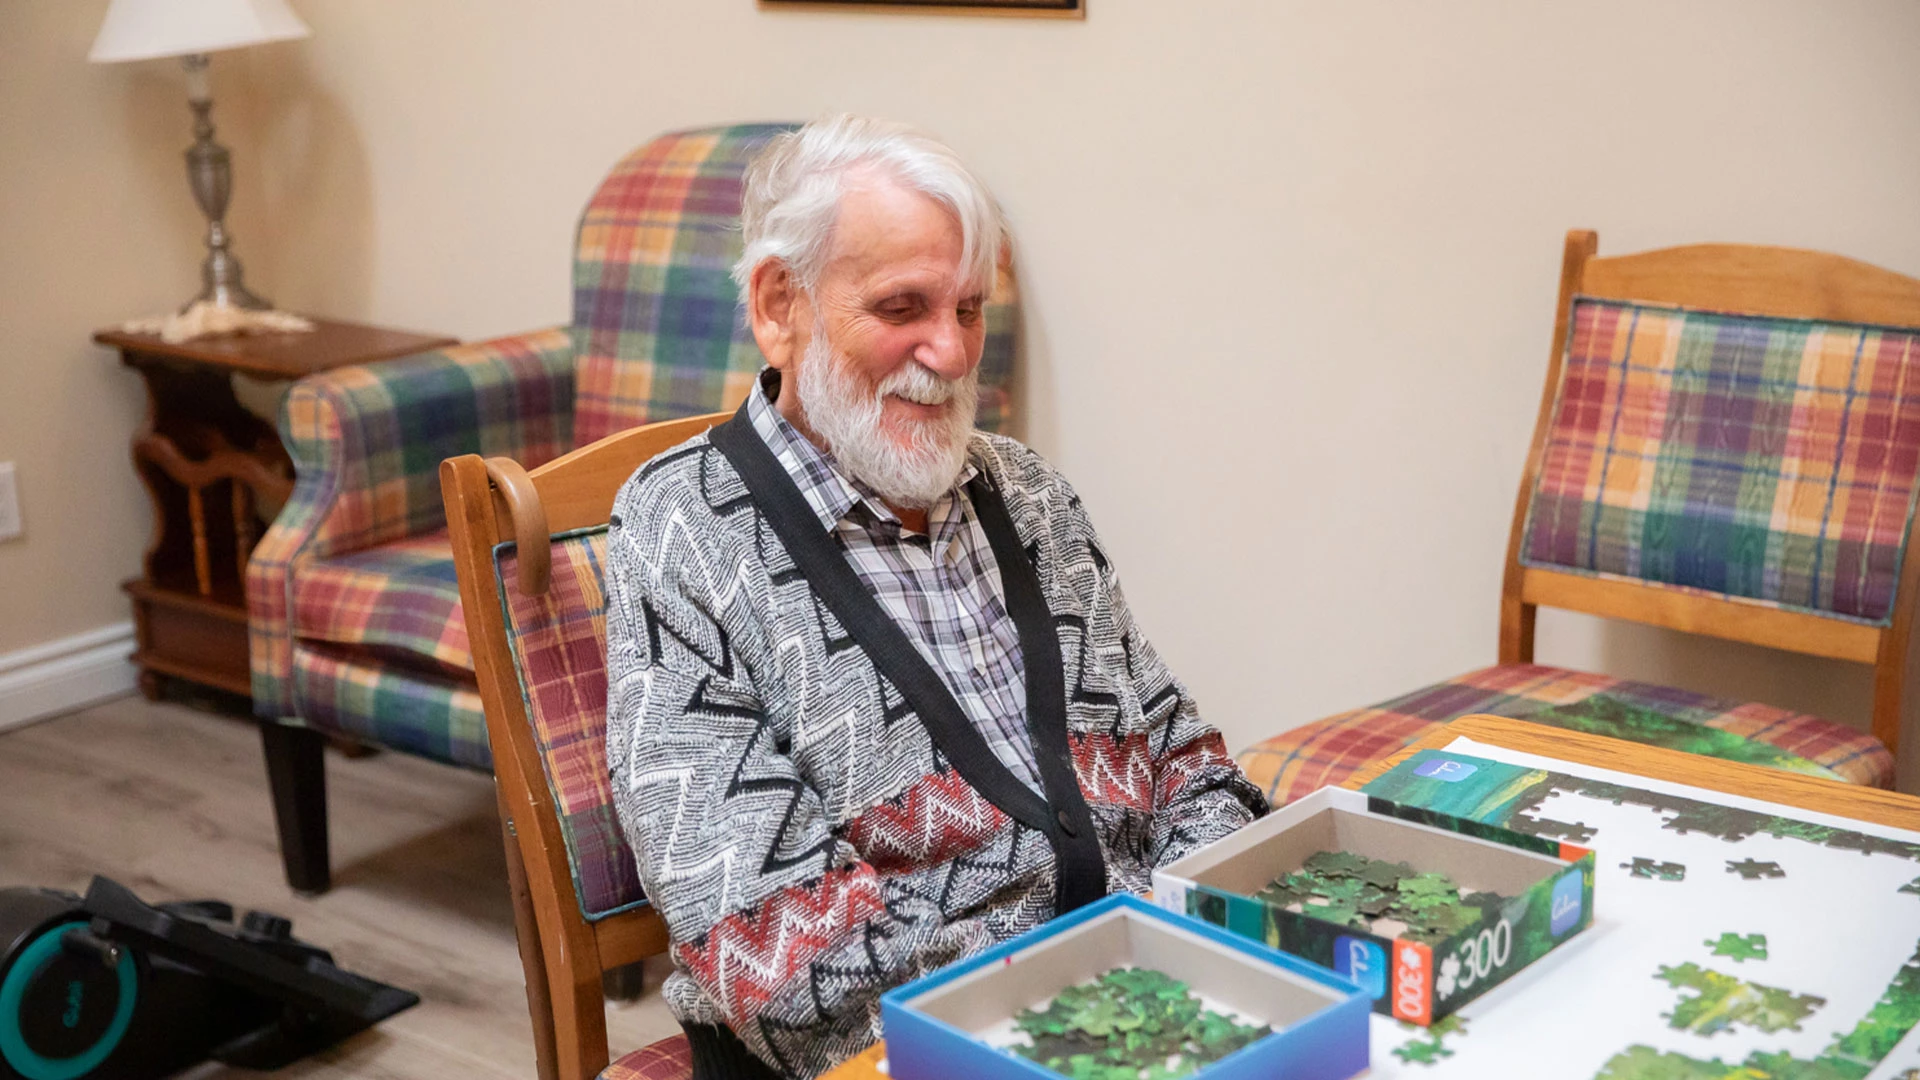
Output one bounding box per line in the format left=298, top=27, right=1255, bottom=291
left=0, top=922, right=137, bottom=1080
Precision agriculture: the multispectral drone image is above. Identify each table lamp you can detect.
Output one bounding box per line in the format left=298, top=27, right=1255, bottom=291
left=90, top=0, right=311, bottom=312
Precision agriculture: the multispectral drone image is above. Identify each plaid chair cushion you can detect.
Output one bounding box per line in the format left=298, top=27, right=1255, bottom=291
left=291, top=646, right=490, bottom=769
left=494, top=528, right=642, bottom=920
left=570, top=123, right=1018, bottom=449
left=290, top=532, right=471, bottom=674
left=1236, top=664, right=1894, bottom=806
left=599, top=1035, right=692, bottom=1080
left=1524, top=299, right=1920, bottom=624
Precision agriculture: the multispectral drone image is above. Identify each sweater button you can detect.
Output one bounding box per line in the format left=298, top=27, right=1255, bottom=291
left=1056, top=809, right=1077, bottom=837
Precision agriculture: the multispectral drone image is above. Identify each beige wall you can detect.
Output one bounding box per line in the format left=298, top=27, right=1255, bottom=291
left=0, top=2, right=271, bottom=654
left=10, top=1, right=1920, bottom=766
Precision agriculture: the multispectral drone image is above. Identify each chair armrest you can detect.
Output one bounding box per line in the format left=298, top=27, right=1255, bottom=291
left=248, top=327, right=573, bottom=716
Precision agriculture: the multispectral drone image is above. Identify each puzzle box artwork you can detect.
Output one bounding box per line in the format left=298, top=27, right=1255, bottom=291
left=1351, top=743, right=1920, bottom=1079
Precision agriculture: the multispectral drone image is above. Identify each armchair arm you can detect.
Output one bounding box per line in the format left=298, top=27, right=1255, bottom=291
left=248, top=327, right=574, bottom=716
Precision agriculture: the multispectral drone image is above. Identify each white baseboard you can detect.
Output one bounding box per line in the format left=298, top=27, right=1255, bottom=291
left=0, top=622, right=138, bottom=733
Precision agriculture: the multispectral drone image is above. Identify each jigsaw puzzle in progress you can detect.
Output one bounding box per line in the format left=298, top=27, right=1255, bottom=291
left=1354, top=742, right=1920, bottom=1079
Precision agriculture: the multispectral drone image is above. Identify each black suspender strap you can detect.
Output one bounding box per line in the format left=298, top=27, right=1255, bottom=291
left=708, top=403, right=1108, bottom=914
left=963, top=465, right=1108, bottom=912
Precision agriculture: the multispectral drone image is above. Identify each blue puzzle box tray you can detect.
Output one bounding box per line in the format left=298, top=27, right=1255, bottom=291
left=879, top=893, right=1370, bottom=1080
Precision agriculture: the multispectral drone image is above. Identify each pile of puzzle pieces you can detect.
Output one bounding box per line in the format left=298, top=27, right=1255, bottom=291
left=1010, top=967, right=1271, bottom=1080
left=1255, top=851, right=1504, bottom=943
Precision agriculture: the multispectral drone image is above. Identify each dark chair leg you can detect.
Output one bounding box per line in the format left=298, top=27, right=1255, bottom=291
left=261, top=721, right=331, bottom=895
left=603, top=961, right=646, bottom=1003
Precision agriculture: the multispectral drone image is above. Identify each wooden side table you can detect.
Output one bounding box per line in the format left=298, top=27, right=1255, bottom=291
left=96, top=319, right=456, bottom=701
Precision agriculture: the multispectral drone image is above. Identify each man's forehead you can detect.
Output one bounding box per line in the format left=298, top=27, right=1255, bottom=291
left=821, top=173, right=980, bottom=294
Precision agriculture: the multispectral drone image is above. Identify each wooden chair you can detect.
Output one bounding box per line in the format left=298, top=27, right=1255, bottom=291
left=1239, top=229, right=1920, bottom=804
left=442, top=411, right=729, bottom=1080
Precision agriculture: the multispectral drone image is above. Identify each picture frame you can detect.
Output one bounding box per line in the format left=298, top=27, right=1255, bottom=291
left=758, top=0, right=1082, bottom=18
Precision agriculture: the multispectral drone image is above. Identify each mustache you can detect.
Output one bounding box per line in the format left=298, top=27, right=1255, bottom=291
left=877, top=362, right=961, bottom=406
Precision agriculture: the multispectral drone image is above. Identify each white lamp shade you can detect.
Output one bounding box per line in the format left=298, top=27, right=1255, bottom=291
left=89, top=0, right=311, bottom=63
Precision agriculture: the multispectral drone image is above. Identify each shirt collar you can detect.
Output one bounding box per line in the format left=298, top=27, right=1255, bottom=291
left=745, top=367, right=979, bottom=536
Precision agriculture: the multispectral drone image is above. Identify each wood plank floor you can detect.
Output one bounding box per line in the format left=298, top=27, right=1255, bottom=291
left=0, top=694, right=680, bottom=1078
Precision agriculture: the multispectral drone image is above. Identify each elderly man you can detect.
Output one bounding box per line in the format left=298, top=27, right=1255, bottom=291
left=604, top=115, right=1266, bottom=1080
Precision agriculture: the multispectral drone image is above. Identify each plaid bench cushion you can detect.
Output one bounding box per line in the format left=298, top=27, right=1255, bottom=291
left=600, top=1035, right=692, bottom=1080
left=495, top=527, right=644, bottom=920
left=1236, top=664, right=1894, bottom=806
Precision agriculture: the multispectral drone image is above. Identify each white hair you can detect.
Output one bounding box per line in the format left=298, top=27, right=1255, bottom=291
left=733, top=114, right=1004, bottom=295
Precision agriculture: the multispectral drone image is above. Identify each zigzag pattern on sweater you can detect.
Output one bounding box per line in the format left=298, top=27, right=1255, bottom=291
left=676, top=865, right=887, bottom=1017
left=1070, top=731, right=1155, bottom=812
left=844, top=767, right=1008, bottom=873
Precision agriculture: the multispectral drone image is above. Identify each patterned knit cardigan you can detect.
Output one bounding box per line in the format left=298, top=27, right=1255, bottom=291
left=605, top=429, right=1268, bottom=1078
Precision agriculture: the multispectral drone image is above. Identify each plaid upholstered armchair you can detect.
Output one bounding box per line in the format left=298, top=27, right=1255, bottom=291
left=1239, top=230, right=1914, bottom=804
left=246, top=123, right=1021, bottom=891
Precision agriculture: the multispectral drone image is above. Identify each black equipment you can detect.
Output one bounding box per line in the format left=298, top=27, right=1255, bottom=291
left=0, top=876, right=417, bottom=1079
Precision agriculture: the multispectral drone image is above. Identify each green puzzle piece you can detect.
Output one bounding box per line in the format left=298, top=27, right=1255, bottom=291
left=1363, top=859, right=1416, bottom=889
left=1303, top=851, right=1371, bottom=878
left=1393, top=1016, right=1468, bottom=1067
left=1314, top=876, right=1368, bottom=903
left=1655, top=962, right=1825, bottom=1037
left=1707, top=933, right=1769, bottom=962
left=1358, top=890, right=1397, bottom=917
left=1303, top=898, right=1367, bottom=929
left=1394, top=1039, right=1453, bottom=1065
left=1623, top=857, right=1686, bottom=881
left=1399, top=872, right=1460, bottom=898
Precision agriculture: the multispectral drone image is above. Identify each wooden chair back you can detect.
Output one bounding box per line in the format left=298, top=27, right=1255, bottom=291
left=442, top=411, right=729, bottom=1080
left=1500, top=230, right=1920, bottom=767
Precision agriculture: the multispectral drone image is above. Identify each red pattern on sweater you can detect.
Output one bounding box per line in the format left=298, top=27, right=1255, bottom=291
left=844, top=769, right=1008, bottom=873
left=1152, top=732, right=1237, bottom=808
left=675, top=866, right=887, bottom=1018
left=1068, top=732, right=1155, bottom=813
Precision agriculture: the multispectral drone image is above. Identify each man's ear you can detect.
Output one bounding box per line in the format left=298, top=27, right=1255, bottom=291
left=748, top=260, right=805, bottom=372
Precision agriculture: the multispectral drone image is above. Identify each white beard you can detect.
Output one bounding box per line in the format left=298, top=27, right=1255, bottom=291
left=796, top=331, right=979, bottom=510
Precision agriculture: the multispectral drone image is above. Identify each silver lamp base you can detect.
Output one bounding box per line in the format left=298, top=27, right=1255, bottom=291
left=181, top=53, right=269, bottom=312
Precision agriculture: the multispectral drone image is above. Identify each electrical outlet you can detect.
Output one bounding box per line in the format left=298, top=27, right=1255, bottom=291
left=0, top=462, right=20, bottom=542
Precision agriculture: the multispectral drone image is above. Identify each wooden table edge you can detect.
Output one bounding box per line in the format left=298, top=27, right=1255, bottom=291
left=825, top=1045, right=888, bottom=1078
left=1353, top=714, right=1920, bottom=832
left=94, top=320, right=458, bottom=379
left=819, top=713, right=1920, bottom=1078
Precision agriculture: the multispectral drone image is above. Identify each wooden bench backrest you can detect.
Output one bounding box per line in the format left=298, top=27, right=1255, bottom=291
left=442, top=411, right=728, bottom=1080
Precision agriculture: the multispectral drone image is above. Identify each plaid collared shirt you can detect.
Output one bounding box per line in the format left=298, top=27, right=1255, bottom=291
left=747, top=369, right=1039, bottom=791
